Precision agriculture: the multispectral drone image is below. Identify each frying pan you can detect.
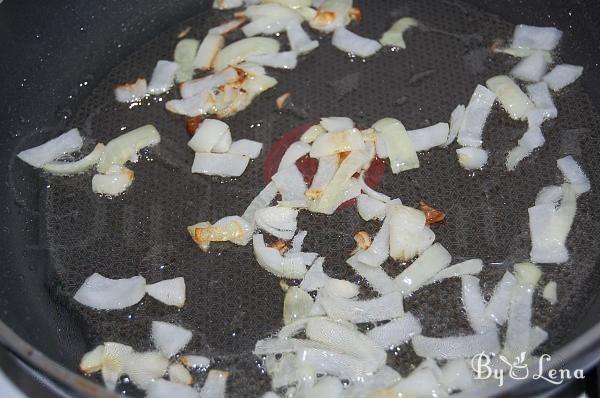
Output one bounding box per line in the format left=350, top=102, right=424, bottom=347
left=1, top=0, right=600, bottom=397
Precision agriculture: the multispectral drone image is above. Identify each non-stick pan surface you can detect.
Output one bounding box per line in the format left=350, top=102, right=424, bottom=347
left=3, top=0, right=600, bottom=397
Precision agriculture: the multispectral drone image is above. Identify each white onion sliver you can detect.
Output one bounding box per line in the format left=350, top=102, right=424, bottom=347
left=319, top=290, right=404, bottom=323
left=147, top=379, right=199, bottom=398
left=457, top=146, right=488, bottom=170
left=309, top=0, right=352, bottom=32
left=412, top=332, right=500, bottom=359
left=535, top=185, right=562, bottom=206
left=146, top=277, right=186, bottom=307
left=462, top=275, right=496, bottom=334
left=300, top=257, right=329, bottom=291
left=355, top=217, right=390, bottom=267
left=124, top=351, right=169, bottom=389
left=286, top=20, right=319, bottom=54
left=457, top=84, right=496, bottom=147
left=174, top=39, right=200, bottom=83
left=484, top=271, right=517, bottom=325
left=543, top=281, right=558, bottom=305
left=92, top=166, right=134, bottom=196
left=97, top=125, right=160, bottom=173
left=191, top=153, right=249, bottom=177
left=367, top=313, right=422, bottom=349
left=428, top=259, right=483, bottom=284
left=279, top=141, right=311, bottom=171
left=309, top=128, right=365, bottom=158
left=193, top=34, right=225, bottom=70
left=320, top=116, right=354, bottom=133
left=510, top=51, right=548, bottom=82
left=152, top=321, right=193, bottom=358
left=243, top=182, right=278, bottom=225
left=42, top=143, right=105, bottom=176
left=18, top=128, right=84, bottom=168
left=80, top=345, right=104, bottom=374
left=486, top=75, right=534, bottom=120
left=406, top=122, right=450, bottom=152
left=395, top=243, right=451, bottom=295
left=444, top=104, right=465, bottom=147
left=74, top=273, right=146, bottom=310
left=200, top=370, right=229, bottom=398
left=379, top=17, right=418, bottom=49
left=208, top=19, right=245, bottom=35
left=255, top=206, right=298, bottom=240
left=283, top=287, right=313, bottom=325
left=557, top=155, right=590, bottom=195
left=181, top=68, right=237, bottom=99
left=147, top=60, right=179, bottom=95
left=101, top=342, right=134, bottom=391
left=346, top=254, right=396, bottom=295
left=511, top=24, right=562, bottom=51
left=228, top=139, right=263, bottom=159
left=213, top=37, right=280, bottom=71
left=356, top=194, right=386, bottom=221
left=114, top=79, right=147, bottom=103
left=389, top=205, right=435, bottom=261
left=165, top=90, right=215, bottom=117
left=188, top=119, right=230, bottom=153
left=543, top=64, right=584, bottom=91
left=310, top=155, right=338, bottom=189
left=272, top=165, right=308, bottom=204
left=332, top=27, right=382, bottom=58
left=373, top=118, right=419, bottom=173
left=526, top=81, right=558, bottom=119
left=247, top=51, right=298, bottom=69
left=253, top=234, right=307, bottom=279
left=503, top=284, right=534, bottom=359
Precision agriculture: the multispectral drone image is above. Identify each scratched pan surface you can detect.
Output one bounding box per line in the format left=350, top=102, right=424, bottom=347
left=33, top=0, right=600, bottom=396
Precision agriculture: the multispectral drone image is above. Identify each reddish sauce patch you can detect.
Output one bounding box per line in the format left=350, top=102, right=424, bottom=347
left=263, top=123, right=386, bottom=211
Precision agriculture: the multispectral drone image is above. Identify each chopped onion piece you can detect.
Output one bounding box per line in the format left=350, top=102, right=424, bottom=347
left=301, top=125, right=326, bottom=144
left=309, top=0, right=352, bottom=32
left=395, top=243, right=451, bottom=295
left=319, top=290, right=404, bottom=323
left=188, top=216, right=252, bottom=250
left=510, top=51, right=547, bottom=82
left=191, top=152, right=250, bottom=177
left=457, top=85, right=496, bottom=147
left=356, top=194, right=386, bottom=221
left=114, top=78, right=147, bottom=103
left=310, top=128, right=365, bottom=158
left=180, top=355, right=211, bottom=370
left=193, top=34, right=225, bottom=71
left=253, top=234, right=308, bottom=278
left=543, top=281, right=558, bottom=304
left=412, top=332, right=500, bottom=359
left=456, top=147, right=488, bottom=170
left=526, top=81, right=557, bottom=119
left=296, top=346, right=369, bottom=380
left=213, top=37, right=280, bottom=71
left=305, top=318, right=386, bottom=372
left=169, top=362, right=193, bottom=385
left=18, top=128, right=83, bottom=168
left=124, top=351, right=169, bottom=389
left=486, top=75, right=534, bottom=120
left=287, top=230, right=307, bottom=255
left=200, top=370, right=229, bottom=398
left=286, top=20, right=319, bottom=54
left=174, top=39, right=200, bottom=83
left=284, top=287, right=314, bottom=324
left=506, top=111, right=545, bottom=171
left=503, top=283, right=534, bottom=359
left=102, top=342, right=134, bottom=391
left=213, top=0, right=244, bottom=9
left=229, top=139, right=263, bottom=159
left=443, top=104, right=465, bottom=147
left=557, top=155, right=590, bottom=195
left=212, top=129, right=232, bottom=153
left=80, top=345, right=105, bottom=374
left=92, top=165, right=134, bottom=196
left=495, top=47, right=553, bottom=62
left=357, top=173, right=390, bottom=202
left=366, top=313, right=422, bottom=349
left=389, top=205, right=435, bottom=261
left=309, top=150, right=366, bottom=214
left=320, top=116, right=354, bottom=133
left=347, top=254, right=396, bottom=295
left=147, top=60, right=178, bottom=95
left=147, top=380, right=199, bottom=398
left=74, top=273, right=146, bottom=310
left=536, top=185, right=562, bottom=206
left=484, top=271, right=517, bottom=325
left=247, top=51, right=298, bottom=69
left=300, top=257, right=329, bottom=291
left=379, top=17, right=418, bottom=48
left=208, top=19, right=246, bottom=35
left=242, top=4, right=303, bottom=37
left=42, top=143, right=105, bottom=175
left=146, top=277, right=186, bottom=307
left=181, top=68, right=238, bottom=99
left=279, top=141, right=311, bottom=171
left=152, top=321, right=193, bottom=358
left=529, top=183, right=576, bottom=263
left=272, top=165, right=308, bottom=204
left=165, top=90, right=215, bottom=117
left=407, top=122, right=450, bottom=152
left=323, top=278, right=360, bottom=298
left=373, top=118, right=419, bottom=173
left=96, top=125, right=160, bottom=173
left=356, top=217, right=390, bottom=266
left=188, top=119, right=230, bottom=153
left=243, top=182, right=278, bottom=225
left=543, top=64, right=583, bottom=91
left=310, top=155, right=338, bottom=191
left=462, top=275, right=496, bottom=334
left=332, top=27, right=382, bottom=58
left=514, top=262, right=542, bottom=287
left=255, top=206, right=298, bottom=240
left=428, top=259, right=483, bottom=284
left=511, top=25, right=562, bottom=51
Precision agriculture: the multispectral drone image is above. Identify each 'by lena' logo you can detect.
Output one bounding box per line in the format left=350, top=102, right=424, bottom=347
left=471, top=352, right=585, bottom=387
